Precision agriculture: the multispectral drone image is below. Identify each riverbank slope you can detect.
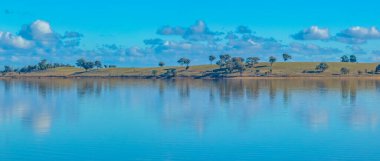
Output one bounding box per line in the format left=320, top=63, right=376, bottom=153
left=1, top=62, right=379, bottom=79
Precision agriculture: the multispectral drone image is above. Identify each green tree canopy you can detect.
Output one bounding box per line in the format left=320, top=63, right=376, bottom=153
left=209, top=55, right=216, bottom=64
left=269, top=56, right=277, bottom=66
left=282, top=53, right=292, bottom=62
left=341, top=55, right=349, bottom=62
left=316, top=62, right=329, bottom=72
left=350, top=55, right=357, bottom=63
left=159, top=61, right=165, bottom=67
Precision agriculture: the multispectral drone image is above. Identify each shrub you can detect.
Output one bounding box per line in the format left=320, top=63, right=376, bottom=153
left=316, top=62, right=329, bottom=72
left=340, top=67, right=350, bottom=75
left=152, top=70, right=158, bottom=76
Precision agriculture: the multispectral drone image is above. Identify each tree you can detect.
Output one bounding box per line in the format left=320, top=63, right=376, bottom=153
left=350, top=55, right=357, bottom=63
left=76, top=58, right=86, bottom=68
left=216, top=60, right=222, bottom=68
left=94, top=60, right=102, bottom=69
left=183, top=58, right=191, bottom=70
left=340, top=67, right=350, bottom=75
left=216, top=54, right=232, bottom=68
left=177, top=57, right=191, bottom=69
left=341, top=55, right=349, bottom=62
left=316, top=62, right=329, bottom=72
left=177, top=58, right=185, bottom=66
left=232, top=57, right=246, bottom=75
left=84, top=62, right=95, bottom=71
left=219, top=54, right=231, bottom=64
left=246, top=57, right=260, bottom=68
left=376, top=64, right=380, bottom=73
left=76, top=58, right=94, bottom=71
left=282, top=53, right=292, bottom=62
left=209, top=55, right=216, bottom=64
left=158, top=61, right=165, bottom=67
left=269, top=56, right=276, bottom=66
left=38, top=59, right=48, bottom=70
left=3, top=66, right=13, bottom=73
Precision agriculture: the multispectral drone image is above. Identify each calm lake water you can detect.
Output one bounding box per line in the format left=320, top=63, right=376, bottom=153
left=0, top=78, right=380, bottom=161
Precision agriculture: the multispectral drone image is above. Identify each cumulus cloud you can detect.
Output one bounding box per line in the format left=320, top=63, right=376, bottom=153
left=19, top=20, right=54, bottom=39
left=236, top=26, right=253, bottom=34
left=0, top=32, right=33, bottom=49
left=225, top=32, right=238, bottom=40
left=157, top=20, right=222, bottom=41
left=347, top=45, right=367, bottom=54
left=62, top=31, right=83, bottom=39
left=156, top=26, right=186, bottom=35
left=338, top=26, right=380, bottom=39
left=286, top=43, right=342, bottom=55
left=291, top=26, right=330, bottom=40
left=225, top=35, right=283, bottom=54
left=0, top=19, right=87, bottom=65
left=334, top=26, right=380, bottom=44
left=3, top=19, right=378, bottom=66
left=183, top=20, right=223, bottom=41
left=63, top=39, right=81, bottom=48
left=143, top=38, right=165, bottom=46
left=17, top=20, right=62, bottom=49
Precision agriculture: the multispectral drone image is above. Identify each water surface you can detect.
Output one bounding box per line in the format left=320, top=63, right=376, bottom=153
left=0, top=78, right=379, bottom=161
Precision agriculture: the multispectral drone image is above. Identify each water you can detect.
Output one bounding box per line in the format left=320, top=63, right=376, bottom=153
left=0, top=78, right=379, bottom=161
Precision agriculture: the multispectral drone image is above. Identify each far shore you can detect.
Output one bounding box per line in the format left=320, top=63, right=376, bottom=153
left=1, top=62, right=380, bottom=80
left=2, top=75, right=380, bottom=80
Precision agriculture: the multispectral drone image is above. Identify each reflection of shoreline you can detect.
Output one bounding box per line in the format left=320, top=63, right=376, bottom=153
left=0, top=78, right=380, bottom=135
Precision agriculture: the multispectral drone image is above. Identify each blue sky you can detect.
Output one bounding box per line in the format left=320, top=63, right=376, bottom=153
left=1, top=0, right=380, bottom=67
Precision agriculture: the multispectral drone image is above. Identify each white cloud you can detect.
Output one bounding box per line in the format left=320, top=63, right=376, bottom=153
left=286, top=42, right=342, bottom=55
left=0, top=32, right=33, bottom=49
left=31, top=20, right=53, bottom=35
left=291, top=26, right=330, bottom=40
left=157, top=20, right=222, bottom=41
left=347, top=45, right=367, bottom=54
left=235, top=26, right=253, bottom=34
left=334, top=26, right=380, bottom=44
left=339, top=26, right=380, bottom=39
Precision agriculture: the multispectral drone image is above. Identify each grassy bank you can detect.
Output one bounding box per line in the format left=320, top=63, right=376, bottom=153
left=1, top=62, right=380, bottom=78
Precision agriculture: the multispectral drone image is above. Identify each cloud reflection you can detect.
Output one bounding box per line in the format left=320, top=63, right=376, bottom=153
left=0, top=78, right=379, bottom=135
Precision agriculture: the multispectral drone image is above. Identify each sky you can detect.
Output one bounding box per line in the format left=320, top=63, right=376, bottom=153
left=1, top=0, right=380, bottom=67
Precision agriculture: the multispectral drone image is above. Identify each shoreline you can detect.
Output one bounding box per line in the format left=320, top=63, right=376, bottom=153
left=1, top=62, right=379, bottom=80
left=2, top=75, right=380, bottom=80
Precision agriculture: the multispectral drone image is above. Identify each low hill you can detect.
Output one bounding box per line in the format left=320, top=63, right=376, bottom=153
left=1, top=62, right=379, bottom=78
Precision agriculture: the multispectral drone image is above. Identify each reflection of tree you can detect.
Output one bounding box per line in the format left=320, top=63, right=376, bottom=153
left=340, top=80, right=358, bottom=105
left=77, top=80, right=96, bottom=98
left=350, top=81, right=357, bottom=105
left=1, top=78, right=380, bottom=135
left=245, top=80, right=259, bottom=101
left=269, top=80, right=276, bottom=101
left=178, top=80, right=190, bottom=99
left=341, top=80, right=349, bottom=99
left=283, top=84, right=290, bottom=105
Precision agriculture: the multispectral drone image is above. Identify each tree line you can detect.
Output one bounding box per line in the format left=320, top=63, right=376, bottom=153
left=2, top=54, right=380, bottom=76
left=2, top=59, right=73, bottom=75
left=156, top=53, right=380, bottom=76
left=1, top=58, right=118, bottom=75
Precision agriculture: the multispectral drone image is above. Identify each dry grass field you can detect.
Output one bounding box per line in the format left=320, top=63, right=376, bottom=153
left=1, top=62, right=379, bottom=78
